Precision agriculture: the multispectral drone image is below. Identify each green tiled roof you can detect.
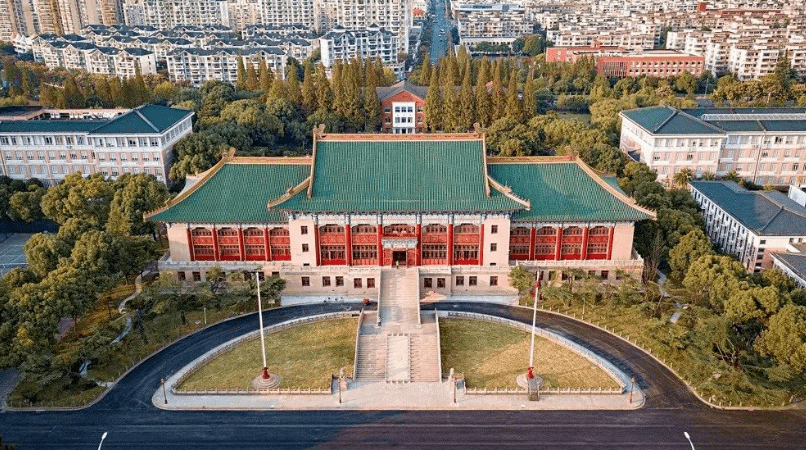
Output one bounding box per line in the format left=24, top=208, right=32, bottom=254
left=689, top=180, right=806, bottom=236
left=149, top=163, right=310, bottom=223
left=91, top=104, right=192, bottom=134
left=273, top=139, right=523, bottom=213
left=621, top=106, right=722, bottom=135
left=488, top=162, right=654, bottom=222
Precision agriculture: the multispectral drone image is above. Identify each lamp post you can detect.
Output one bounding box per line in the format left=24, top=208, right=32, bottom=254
left=98, top=432, right=108, bottom=450
left=528, top=270, right=541, bottom=379
left=683, top=432, right=695, bottom=450
left=256, top=272, right=269, bottom=381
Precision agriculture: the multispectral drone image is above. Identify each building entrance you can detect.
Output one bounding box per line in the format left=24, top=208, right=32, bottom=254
left=392, top=250, right=407, bottom=266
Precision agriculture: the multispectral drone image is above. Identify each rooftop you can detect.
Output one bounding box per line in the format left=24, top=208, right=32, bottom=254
left=690, top=180, right=806, bottom=236
left=376, top=81, right=429, bottom=103
left=622, top=106, right=806, bottom=135
left=0, top=105, right=192, bottom=135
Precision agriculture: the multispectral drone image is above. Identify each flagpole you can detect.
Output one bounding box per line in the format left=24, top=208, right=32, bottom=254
left=256, top=272, right=269, bottom=379
left=528, top=270, right=540, bottom=379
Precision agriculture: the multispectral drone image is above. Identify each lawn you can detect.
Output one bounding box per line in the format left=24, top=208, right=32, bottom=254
left=439, top=319, right=620, bottom=390
left=179, top=318, right=358, bottom=391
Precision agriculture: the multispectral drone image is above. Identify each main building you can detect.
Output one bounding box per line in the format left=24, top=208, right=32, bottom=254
left=147, top=133, right=654, bottom=301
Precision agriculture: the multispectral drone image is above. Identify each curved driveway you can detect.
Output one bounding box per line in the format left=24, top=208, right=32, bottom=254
left=1, top=301, right=805, bottom=449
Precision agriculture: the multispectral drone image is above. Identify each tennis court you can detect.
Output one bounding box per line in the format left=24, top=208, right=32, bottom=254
left=0, top=233, right=34, bottom=276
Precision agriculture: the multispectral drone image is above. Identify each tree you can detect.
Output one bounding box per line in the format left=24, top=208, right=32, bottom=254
left=106, top=174, right=170, bottom=236
left=315, top=63, right=332, bottom=112
left=755, top=304, right=806, bottom=372
left=23, top=233, right=70, bottom=278
left=490, top=63, right=506, bottom=121
left=219, top=99, right=282, bottom=146
left=668, top=229, right=712, bottom=282
left=458, top=63, right=475, bottom=130
left=474, top=63, right=491, bottom=127
left=682, top=254, right=746, bottom=311
left=424, top=66, right=442, bottom=131
left=40, top=173, right=115, bottom=225
left=724, top=285, right=782, bottom=325
left=505, top=70, right=521, bottom=121
left=259, top=59, right=274, bottom=93
left=673, top=168, right=694, bottom=188
left=236, top=57, right=247, bottom=90
left=8, top=186, right=45, bottom=222
left=245, top=60, right=259, bottom=91
left=509, top=265, right=535, bottom=303
left=168, top=133, right=228, bottom=183
left=301, top=64, right=316, bottom=115
left=522, top=70, right=537, bottom=118
left=362, top=82, right=380, bottom=132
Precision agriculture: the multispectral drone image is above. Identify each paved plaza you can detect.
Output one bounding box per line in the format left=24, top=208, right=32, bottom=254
left=0, top=233, right=33, bottom=276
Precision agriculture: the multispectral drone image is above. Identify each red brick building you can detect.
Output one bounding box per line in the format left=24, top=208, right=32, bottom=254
left=596, top=50, right=705, bottom=78
left=545, top=42, right=627, bottom=64
left=376, top=81, right=428, bottom=134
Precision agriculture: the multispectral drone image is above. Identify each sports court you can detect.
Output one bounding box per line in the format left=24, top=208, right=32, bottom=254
left=0, top=233, right=33, bottom=276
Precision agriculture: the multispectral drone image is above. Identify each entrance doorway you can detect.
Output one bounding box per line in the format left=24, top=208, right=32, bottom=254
left=392, top=250, right=407, bottom=266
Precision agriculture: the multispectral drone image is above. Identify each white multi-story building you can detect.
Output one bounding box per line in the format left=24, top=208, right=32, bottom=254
left=453, top=3, right=531, bottom=48
left=30, top=38, right=157, bottom=78
left=620, top=106, right=806, bottom=186
left=317, top=0, right=411, bottom=55
left=260, top=0, right=317, bottom=30
left=166, top=47, right=288, bottom=86
left=0, top=105, right=193, bottom=186
left=319, top=26, right=402, bottom=77
left=122, top=0, right=229, bottom=29
left=690, top=179, right=806, bottom=273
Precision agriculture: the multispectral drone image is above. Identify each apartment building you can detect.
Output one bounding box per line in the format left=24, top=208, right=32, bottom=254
left=597, top=50, right=705, bottom=78
left=620, top=106, right=806, bottom=186
left=319, top=26, right=402, bottom=78
left=452, top=3, right=531, bottom=48
left=32, top=38, right=158, bottom=78
left=166, top=47, right=287, bottom=86
left=690, top=180, right=806, bottom=273
left=317, top=0, right=412, bottom=55
left=260, top=0, right=317, bottom=31
left=122, top=0, right=229, bottom=29
left=0, top=104, right=193, bottom=186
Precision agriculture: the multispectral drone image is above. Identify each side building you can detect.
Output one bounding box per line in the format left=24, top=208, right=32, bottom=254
left=620, top=106, right=806, bottom=185
left=319, top=26, right=402, bottom=78
left=145, top=133, right=655, bottom=301
left=690, top=180, right=806, bottom=273
left=0, top=105, right=193, bottom=186
left=376, top=81, right=427, bottom=134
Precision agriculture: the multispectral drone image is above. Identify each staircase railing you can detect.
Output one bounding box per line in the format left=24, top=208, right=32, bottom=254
left=352, top=308, right=364, bottom=380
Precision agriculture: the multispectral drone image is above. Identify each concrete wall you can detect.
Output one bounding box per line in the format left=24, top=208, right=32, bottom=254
left=481, top=216, right=510, bottom=267
left=166, top=223, right=191, bottom=261
left=288, top=217, right=317, bottom=266
left=611, top=223, right=635, bottom=260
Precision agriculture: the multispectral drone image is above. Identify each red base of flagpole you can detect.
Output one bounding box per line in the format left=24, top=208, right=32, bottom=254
left=527, top=367, right=534, bottom=379
left=262, top=367, right=270, bottom=379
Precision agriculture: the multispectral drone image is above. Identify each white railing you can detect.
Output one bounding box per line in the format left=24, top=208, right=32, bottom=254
left=352, top=309, right=364, bottom=380
left=465, top=386, right=623, bottom=395
left=439, top=311, right=629, bottom=393
left=434, top=309, right=443, bottom=382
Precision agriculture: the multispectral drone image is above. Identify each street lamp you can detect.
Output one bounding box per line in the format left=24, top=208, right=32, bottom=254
left=98, top=432, right=108, bottom=450
left=684, top=432, right=695, bottom=450
left=528, top=270, right=541, bottom=379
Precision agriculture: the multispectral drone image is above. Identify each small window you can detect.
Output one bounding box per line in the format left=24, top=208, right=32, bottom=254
left=760, top=240, right=766, bottom=245
left=367, top=278, right=375, bottom=288
left=336, top=276, right=344, bottom=286
left=424, top=277, right=432, bottom=288
left=192, top=271, right=201, bottom=281
left=490, top=243, right=497, bottom=252
left=301, top=276, right=310, bottom=287
left=178, top=271, right=186, bottom=281
left=469, top=276, right=477, bottom=286
left=322, top=276, right=331, bottom=287
left=601, top=270, right=609, bottom=279
left=301, top=226, right=308, bottom=235
left=258, top=272, right=265, bottom=281
left=354, top=278, right=362, bottom=288
left=491, top=225, right=498, bottom=234
left=490, top=276, right=498, bottom=286
left=437, top=278, right=446, bottom=288
left=302, top=244, right=309, bottom=252
left=456, top=276, right=464, bottom=286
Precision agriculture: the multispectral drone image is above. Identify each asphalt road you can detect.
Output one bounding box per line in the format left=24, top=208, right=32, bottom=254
left=429, top=0, right=451, bottom=63
left=1, top=301, right=805, bottom=449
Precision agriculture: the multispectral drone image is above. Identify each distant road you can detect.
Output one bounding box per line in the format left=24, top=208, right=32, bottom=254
left=430, top=0, right=451, bottom=63
left=2, top=302, right=806, bottom=449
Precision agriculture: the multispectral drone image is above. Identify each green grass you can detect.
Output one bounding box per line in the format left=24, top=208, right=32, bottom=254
left=179, top=318, right=358, bottom=390
left=439, top=319, right=620, bottom=390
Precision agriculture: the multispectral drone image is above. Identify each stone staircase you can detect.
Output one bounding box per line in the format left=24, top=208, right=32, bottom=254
left=353, top=268, right=442, bottom=383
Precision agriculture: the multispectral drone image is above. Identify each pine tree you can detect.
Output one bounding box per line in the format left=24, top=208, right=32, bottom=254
left=246, top=59, right=259, bottom=91
left=63, top=74, right=85, bottom=108
left=95, top=76, right=112, bottom=104
left=236, top=56, right=247, bottom=90
left=109, top=77, right=123, bottom=106
left=342, top=62, right=362, bottom=130
left=523, top=69, right=536, bottom=118
left=459, top=63, right=475, bottom=131
left=442, top=80, right=459, bottom=132
left=362, top=79, right=380, bottom=132
left=315, top=63, right=332, bottom=112
left=506, top=70, right=521, bottom=120
left=457, top=45, right=470, bottom=79
left=424, top=66, right=442, bottom=132
left=477, top=56, right=491, bottom=85
left=418, top=59, right=432, bottom=85
left=259, top=59, right=274, bottom=93
left=285, top=66, right=301, bottom=105
left=331, top=61, right=344, bottom=114
left=491, top=62, right=506, bottom=121
left=475, top=66, right=491, bottom=127
left=301, top=64, right=316, bottom=115
left=446, top=53, right=460, bottom=87
left=39, top=84, right=56, bottom=106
